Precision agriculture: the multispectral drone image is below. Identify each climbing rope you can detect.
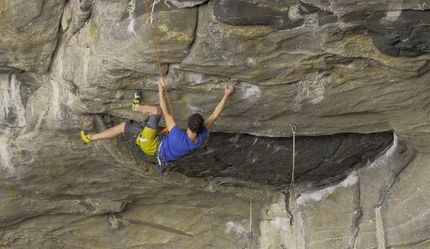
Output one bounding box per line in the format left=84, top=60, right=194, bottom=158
left=248, top=182, right=253, bottom=239
left=143, top=0, right=174, bottom=134
left=291, top=123, right=296, bottom=184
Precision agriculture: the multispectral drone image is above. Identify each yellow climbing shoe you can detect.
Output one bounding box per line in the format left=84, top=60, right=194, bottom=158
left=80, top=131, right=91, bottom=144
left=132, top=89, right=142, bottom=112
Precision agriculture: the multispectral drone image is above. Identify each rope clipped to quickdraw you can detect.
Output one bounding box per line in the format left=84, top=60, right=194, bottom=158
left=143, top=0, right=174, bottom=135
left=291, top=123, right=297, bottom=184
left=248, top=182, right=253, bottom=239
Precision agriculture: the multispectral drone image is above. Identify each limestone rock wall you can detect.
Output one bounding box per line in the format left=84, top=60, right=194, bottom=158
left=0, top=0, right=429, bottom=248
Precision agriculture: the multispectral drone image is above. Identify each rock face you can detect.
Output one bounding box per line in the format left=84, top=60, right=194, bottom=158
left=0, top=0, right=429, bottom=248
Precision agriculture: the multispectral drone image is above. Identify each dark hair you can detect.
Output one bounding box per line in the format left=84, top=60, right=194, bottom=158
left=188, top=113, right=205, bottom=134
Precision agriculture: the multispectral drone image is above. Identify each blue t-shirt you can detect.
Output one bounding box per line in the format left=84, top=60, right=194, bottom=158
left=160, top=126, right=209, bottom=162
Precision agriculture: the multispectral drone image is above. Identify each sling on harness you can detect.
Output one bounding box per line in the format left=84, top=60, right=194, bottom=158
left=154, top=133, right=169, bottom=174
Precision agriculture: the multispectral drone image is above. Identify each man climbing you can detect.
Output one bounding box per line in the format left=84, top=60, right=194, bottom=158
left=80, top=80, right=234, bottom=173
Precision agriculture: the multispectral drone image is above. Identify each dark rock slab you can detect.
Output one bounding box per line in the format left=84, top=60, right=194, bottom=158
left=365, top=10, right=430, bottom=57
left=169, top=131, right=394, bottom=186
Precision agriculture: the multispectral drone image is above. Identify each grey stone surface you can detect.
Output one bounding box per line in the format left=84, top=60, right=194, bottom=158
left=173, top=132, right=393, bottom=185
left=0, top=0, right=65, bottom=73
left=0, top=0, right=429, bottom=248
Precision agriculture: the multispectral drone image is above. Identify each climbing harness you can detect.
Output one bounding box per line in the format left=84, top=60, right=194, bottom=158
left=143, top=0, right=174, bottom=135
left=291, top=123, right=297, bottom=184
left=248, top=182, right=253, bottom=239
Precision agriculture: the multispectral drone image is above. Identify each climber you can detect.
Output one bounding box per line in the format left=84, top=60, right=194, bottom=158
left=80, top=79, right=234, bottom=173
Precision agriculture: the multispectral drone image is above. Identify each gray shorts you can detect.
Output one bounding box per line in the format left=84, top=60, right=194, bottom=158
left=145, top=114, right=162, bottom=129
left=124, top=114, right=162, bottom=141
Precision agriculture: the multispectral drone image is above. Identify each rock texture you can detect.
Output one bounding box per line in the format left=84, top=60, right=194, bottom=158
left=0, top=0, right=429, bottom=248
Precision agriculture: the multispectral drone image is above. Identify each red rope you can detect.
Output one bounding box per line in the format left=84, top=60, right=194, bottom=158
left=143, top=0, right=174, bottom=134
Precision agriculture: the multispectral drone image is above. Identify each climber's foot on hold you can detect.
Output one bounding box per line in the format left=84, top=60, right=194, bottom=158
left=132, top=89, right=142, bottom=112
left=80, top=131, right=91, bottom=144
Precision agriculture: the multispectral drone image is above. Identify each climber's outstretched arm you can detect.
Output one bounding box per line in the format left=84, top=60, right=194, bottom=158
left=158, top=80, right=176, bottom=131
left=204, top=85, right=234, bottom=130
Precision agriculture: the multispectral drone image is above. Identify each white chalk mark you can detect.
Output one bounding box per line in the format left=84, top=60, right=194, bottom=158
left=382, top=11, right=402, bottom=23
left=242, top=83, right=262, bottom=100
left=51, top=79, right=61, bottom=119
left=127, top=18, right=138, bottom=37
left=297, top=172, right=359, bottom=205
left=225, top=221, right=245, bottom=236
left=0, top=135, right=15, bottom=174
left=375, top=206, right=386, bottom=249
left=270, top=217, right=289, bottom=231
